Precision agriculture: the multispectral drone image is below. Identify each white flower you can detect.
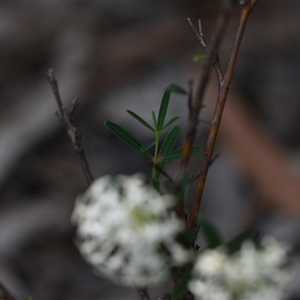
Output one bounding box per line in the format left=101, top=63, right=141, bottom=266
left=71, top=174, right=189, bottom=287
left=193, top=249, right=227, bottom=277
left=189, top=237, right=291, bottom=300
left=189, top=280, right=231, bottom=300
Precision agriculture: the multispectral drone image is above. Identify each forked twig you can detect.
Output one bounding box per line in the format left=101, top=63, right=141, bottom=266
left=176, top=0, right=237, bottom=221
left=180, top=0, right=236, bottom=173
left=187, top=18, right=223, bottom=81
left=46, top=68, right=94, bottom=185
left=47, top=69, right=152, bottom=300
left=188, top=0, right=259, bottom=233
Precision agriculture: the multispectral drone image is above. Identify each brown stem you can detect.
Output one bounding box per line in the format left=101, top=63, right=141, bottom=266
left=46, top=68, right=94, bottom=186
left=188, top=0, right=259, bottom=233
left=46, top=69, right=154, bottom=300
left=180, top=1, right=236, bottom=173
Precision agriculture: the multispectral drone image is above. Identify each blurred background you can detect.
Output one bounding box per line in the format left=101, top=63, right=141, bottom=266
left=1, top=1, right=300, bottom=299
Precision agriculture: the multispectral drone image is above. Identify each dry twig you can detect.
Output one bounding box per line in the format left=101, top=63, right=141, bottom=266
left=175, top=0, right=237, bottom=224
left=46, top=68, right=94, bottom=186
left=47, top=69, right=152, bottom=300
left=186, top=0, right=259, bottom=233
left=181, top=0, right=237, bottom=173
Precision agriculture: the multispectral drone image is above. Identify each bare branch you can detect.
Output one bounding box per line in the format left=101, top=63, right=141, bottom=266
left=188, top=0, right=259, bottom=233
left=46, top=68, right=94, bottom=186
left=181, top=1, right=236, bottom=173
left=188, top=17, right=223, bottom=83
left=187, top=18, right=209, bottom=54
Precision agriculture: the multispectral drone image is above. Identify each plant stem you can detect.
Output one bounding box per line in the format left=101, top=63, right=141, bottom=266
left=180, top=0, right=236, bottom=173
left=188, top=0, right=259, bottom=233
left=46, top=68, right=94, bottom=186
left=152, top=132, right=160, bottom=180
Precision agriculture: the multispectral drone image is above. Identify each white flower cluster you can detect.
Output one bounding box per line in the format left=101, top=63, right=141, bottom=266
left=71, top=174, right=189, bottom=287
left=189, top=237, right=290, bottom=300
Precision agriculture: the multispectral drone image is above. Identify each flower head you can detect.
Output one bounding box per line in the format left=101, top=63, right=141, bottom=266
left=72, top=174, right=189, bottom=287
left=189, top=237, right=291, bottom=300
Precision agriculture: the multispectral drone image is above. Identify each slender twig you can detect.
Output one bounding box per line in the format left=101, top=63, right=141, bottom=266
left=180, top=1, right=236, bottom=173
left=188, top=0, right=259, bottom=233
left=187, top=18, right=223, bottom=81
left=46, top=68, right=94, bottom=186
left=46, top=69, right=153, bottom=300
left=0, top=281, right=16, bottom=300
left=175, top=0, right=236, bottom=225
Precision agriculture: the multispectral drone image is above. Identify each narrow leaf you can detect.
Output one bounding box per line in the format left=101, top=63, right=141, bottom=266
left=193, top=54, right=208, bottom=62
left=142, top=150, right=153, bottom=159
left=163, top=148, right=183, bottom=160
left=226, top=229, right=258, bottom=254
left=163, top=146, right=202, bottom=161
left=160, top=125, right=180, bottom=157
left=198, top=217, right=223, bottom=248
left=104, top=121, right=152, bottom=158
left=126, top=110, right=155, bottom=132
left=162, top=116, right=180, bottom=131
left=151, top=110, right=157, bottom=129
left=157, top=89, right=171, bottom=131
left=165, top=83, right=188, bottom=95
left=141, top=141, right=156, bottom=152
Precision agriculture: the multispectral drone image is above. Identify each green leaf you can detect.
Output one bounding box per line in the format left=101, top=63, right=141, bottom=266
left=126, top=110, right=155, bottom=132
left=193, top=54, right=208, bottom=62
left=154, top=125, right=180, bottom=181
left=163, top=149, right=183, bottom=160
left=171, top=268, right=192, bottom=300
left=165, top=83, right=188, bottom=95
left=164, top=148, right=182, bottom=161
left=104, top=121, right=152, bottom=158
left=157, top=89, right=171, bottom=131
left=151, top=110, right=157, bottom=129
left=163, top=146, right=202, bottom=161
left=160, top=125, right=180, bottom=157
left=141, top=141, right=156, bottom=152
left=162, top=116, right=180, bottom=131
left=198, top=216, right=223, bottom=248
left=226, top=229, right=258, bottom=254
